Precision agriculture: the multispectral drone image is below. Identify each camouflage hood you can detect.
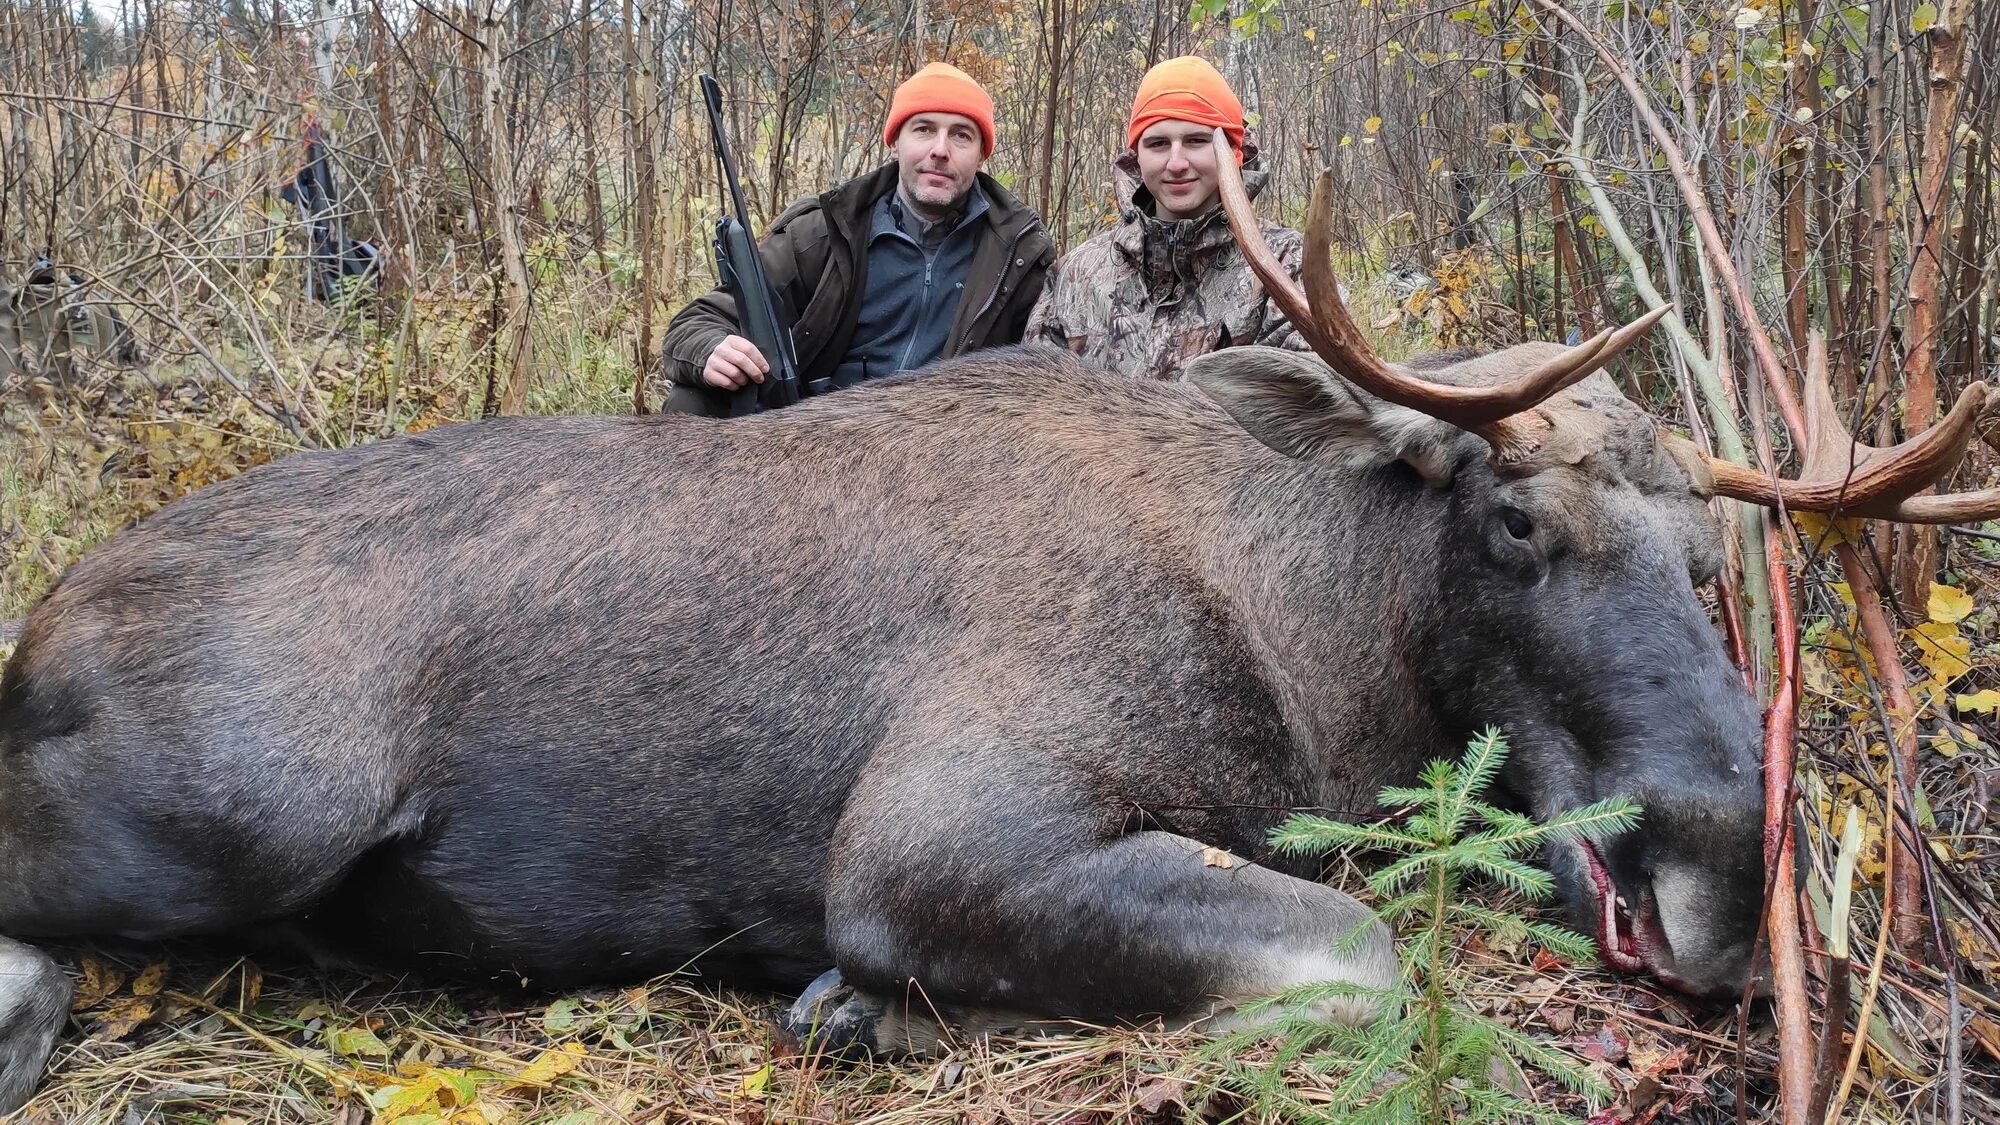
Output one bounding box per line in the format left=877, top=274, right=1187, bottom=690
left=1023, top=141, right=1307, bottom=381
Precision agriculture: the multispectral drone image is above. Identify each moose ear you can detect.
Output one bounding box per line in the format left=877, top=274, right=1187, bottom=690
left=1187, top=346, right=1460, bottom=486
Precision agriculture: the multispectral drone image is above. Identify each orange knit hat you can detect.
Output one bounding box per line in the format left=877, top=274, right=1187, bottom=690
left=883, top=63, right=997, bottom=157
left=1127, top=56, right=1244, bottom=159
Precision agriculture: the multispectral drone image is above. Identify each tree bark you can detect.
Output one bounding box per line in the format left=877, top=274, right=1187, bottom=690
left=479, top=0, right=534, bottom=415
left=1896, top=0, right=1971, bottom=595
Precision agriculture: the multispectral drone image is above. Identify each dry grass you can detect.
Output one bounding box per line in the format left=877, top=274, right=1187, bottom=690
left=8, top=929, right=1779, bottom=1125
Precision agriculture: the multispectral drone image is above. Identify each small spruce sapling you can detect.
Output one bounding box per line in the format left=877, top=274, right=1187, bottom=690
left=1204, top=728, right=1642, bottom=1123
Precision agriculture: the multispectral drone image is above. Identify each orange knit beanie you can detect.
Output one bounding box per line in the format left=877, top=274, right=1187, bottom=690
left=1126, top=56, right=1244, bottom=159
left=883, top=63, right=997, bottom=157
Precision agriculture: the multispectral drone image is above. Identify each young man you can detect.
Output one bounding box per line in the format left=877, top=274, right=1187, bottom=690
left=659, top=63, right=1056, bottom=415
left=1025, top=56, right=1307, bottom=382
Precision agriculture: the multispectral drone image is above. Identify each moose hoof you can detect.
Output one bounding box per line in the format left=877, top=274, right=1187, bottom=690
left=780, top=968, right=884, bottom=1060
left=0, top=938, right=72, bottom=1115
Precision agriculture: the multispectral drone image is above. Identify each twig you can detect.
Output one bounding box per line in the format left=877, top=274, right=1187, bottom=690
left=0, top=89, right=271, bottom=131
left=1835, top=542, right=1926, bottom=948
left=1824, top=802, right=1898, bottom=1124
left=1761, top=515, right=1815, bottom=1125
left=1809, top=808, right=1863, bottom=1119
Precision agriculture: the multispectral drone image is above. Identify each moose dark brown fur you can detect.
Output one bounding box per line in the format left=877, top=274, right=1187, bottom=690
left=0, top=338, right=1779, bottom=1112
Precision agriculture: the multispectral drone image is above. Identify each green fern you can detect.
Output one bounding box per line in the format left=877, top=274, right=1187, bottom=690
left=1207, top=728, right=1642, bottom=1122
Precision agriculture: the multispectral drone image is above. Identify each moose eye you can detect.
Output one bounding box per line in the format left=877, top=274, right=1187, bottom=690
left=1499, top=507, right=1534, bottom=541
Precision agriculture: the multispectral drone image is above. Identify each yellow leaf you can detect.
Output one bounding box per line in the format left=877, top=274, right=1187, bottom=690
left=1956, top=689, right=2000, bottom=714
left=1201, top=846, right=1238, bottom=869
left=1928, top=583, right=1975, bottom=624
left=329, top=1025, right=393, bottom=1058
left=512, top=1042, right=586, bottom=1086
left=72, top=957, right=126, bottom=1010
left=92, top=996, right=157, bottom=1041
left=434, top=1068, right=479, bottom=1107
left=1908, top=620, right=1973, bottom=684
left=739, top=1062, right=772, bottom=1096
left=377, top=1077, right=444, bottom=1123
left=1364, top=115, right=1384, bottom=134
left=1303, top=25, right=1316, bottom=39
left=1791, top=511, right=1863, bottom=549
left=130, top=963, right=168, bottom=998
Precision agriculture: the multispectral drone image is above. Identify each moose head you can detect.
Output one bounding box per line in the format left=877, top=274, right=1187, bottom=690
left=1210, top=136, right=1997, bottom=995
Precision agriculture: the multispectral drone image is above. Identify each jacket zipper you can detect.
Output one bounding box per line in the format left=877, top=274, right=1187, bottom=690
left=952, top=218, right=1042, bottom=356
left=899, top=252, right=938, bottom=374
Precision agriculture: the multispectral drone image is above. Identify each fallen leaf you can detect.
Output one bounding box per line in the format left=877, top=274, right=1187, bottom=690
left=1487, top=1052, right=1531, bottom=1097
left=433, top=1068, right=479, bottom=1107
left=1616, top=1075, right=1666, bottom=1119
left=1956, top=689, right=2000, bottom=714
left=1968, top=1014, right=2000, bottom=1064
left=91, top=996, right=156, bottom=1041
left=1531, top=947, right=1566, bottom=973
left=1542, top=1004, right=1576, bottom=1033
left=71, top=957, right=126, bottom=1010
left=129, top=962, right=168, bottom=998
left=238, top=963, right=264, bottom=1011
left=1200, top=847, right=1236, bottom=869
left=542, top=997, right=584, bottom=1038
left=373, top=1076, right=444, bottom=1124
left=1929, top=583, right=1975, bottom=624
left=1135, top=1075, right=1188, bottom=1115
left=1909, top=620, right=1973, bottom=683
left=512, top=1042, right=586, bottom=1086
left=738, top=1063, right=771, bottom=1097
left=1792, top=511, right=1863, bottom=549
left=1627, top=1038, right=1690, bottom=1076
left=1572, top=1023, right=1629, bottom=1063
left=328, top=1025, right=393, bottom=1058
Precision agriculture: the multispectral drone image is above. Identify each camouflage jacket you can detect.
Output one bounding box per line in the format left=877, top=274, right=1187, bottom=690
left=1024, top=147, right=1307, bottom=381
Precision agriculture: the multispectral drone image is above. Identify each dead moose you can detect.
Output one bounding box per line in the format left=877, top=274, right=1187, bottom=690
left=1, top=155, right=1995, bottom=1113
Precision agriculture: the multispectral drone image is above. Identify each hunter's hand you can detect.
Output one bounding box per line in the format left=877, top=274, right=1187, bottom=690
left=702, top=335, right=769, bottom=389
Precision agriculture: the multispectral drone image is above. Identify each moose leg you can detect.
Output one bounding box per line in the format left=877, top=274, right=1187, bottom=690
left=787, top=751, right=1396, bottom=1056
left=0, top=938, right=70, bottom=1115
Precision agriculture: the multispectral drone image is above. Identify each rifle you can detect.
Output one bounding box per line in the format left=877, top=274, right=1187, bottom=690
left=700, top=73, right=801, bottom=415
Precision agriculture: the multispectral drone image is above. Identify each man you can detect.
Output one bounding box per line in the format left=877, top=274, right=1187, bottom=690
left=659, top=63, right=1055, bottom=415
left=1025, top=56, right=1306, bottom=382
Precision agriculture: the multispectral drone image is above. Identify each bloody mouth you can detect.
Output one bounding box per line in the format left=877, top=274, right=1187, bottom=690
left=1578, top=837, right=1647, bottom=974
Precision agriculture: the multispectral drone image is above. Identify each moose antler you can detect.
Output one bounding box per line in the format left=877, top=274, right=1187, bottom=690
left=1213, top=130, right=1669, bottom=464
left=1688, top=333, right=2000, bottom=524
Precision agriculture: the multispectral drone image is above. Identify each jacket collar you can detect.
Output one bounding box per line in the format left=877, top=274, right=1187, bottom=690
left=1110, top=140, right=1270, bottom=262
left=824, top=164, right=1040, bottom=246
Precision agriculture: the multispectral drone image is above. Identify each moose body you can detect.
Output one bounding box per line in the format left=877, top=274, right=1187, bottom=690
left=0, top=341, right=1776, bottom=1111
